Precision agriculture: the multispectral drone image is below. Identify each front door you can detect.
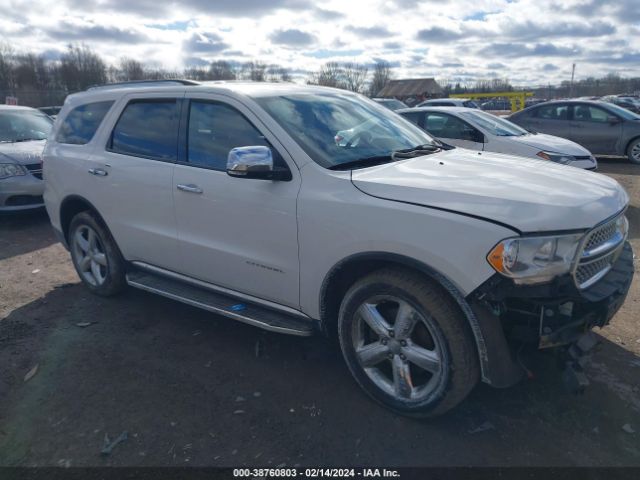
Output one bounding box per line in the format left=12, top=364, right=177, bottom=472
left=172, top=95, right=301, bottom=309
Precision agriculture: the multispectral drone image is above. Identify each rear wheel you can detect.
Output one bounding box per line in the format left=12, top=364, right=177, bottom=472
left=69, top=211, right=126, bottom=296
left=338, top=268, right=479, bottom=417
left=628, top=137, right=640, bottom=165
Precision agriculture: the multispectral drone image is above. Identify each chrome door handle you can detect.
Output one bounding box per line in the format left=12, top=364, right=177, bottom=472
left=88, top=168, right=108, bottom=177
left=177, top=184, right=203, bottom=194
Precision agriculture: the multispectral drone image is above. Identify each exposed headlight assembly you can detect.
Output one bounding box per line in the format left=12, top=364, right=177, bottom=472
left=0, top=163, right=27, bottom=179
left=487, top=233, right=583, bottom=284
left=536, top=151, right=574, bottom=164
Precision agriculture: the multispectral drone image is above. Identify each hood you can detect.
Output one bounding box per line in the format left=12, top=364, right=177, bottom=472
left=351, top=149, right=628, bottom=233
left=0, top=140, right=45, bottom=165
left=507, top=133, right=591, bottom=157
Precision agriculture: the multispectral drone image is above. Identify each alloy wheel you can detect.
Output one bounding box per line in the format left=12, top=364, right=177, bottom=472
left=72, top=225, right=108, bottom=287
left=351, top=295, right=444, bottom=401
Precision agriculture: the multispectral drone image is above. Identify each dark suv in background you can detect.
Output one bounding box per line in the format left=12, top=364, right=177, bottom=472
left=509, top=100, right=640, bottom=164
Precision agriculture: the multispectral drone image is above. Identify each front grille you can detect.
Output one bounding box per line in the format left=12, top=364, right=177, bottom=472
left=574, top=155, right=593, bottom=161
left=574, top=213, right=626, bottom=289
left=24, top=163, right=43, bottom=180
left=575, top=253, right=615, bottom=288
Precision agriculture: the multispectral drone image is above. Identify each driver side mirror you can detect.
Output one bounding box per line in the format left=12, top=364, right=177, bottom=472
left=608, top=116, right=621, bottom=125
left=226, top=146, right=291, bottom=181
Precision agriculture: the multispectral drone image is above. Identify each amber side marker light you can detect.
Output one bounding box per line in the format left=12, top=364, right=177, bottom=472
left=487, top=242, right=505, bottom=273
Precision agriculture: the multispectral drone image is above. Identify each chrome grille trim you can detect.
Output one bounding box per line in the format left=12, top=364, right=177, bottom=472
left=573, top=212, right=627, bottom=289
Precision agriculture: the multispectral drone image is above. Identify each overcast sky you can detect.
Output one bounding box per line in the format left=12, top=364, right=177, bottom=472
left=1, top=0, right=638, bottom=86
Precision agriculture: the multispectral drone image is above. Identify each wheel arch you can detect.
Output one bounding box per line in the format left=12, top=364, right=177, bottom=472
left=59, top=194, right=109, bottom=246
left=625, top=135, right=640, bottom=156
left=318, top=251, right=519, bottom=387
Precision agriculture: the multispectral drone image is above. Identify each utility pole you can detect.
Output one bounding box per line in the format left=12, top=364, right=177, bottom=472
left=569, top=63, right=576, bottom=98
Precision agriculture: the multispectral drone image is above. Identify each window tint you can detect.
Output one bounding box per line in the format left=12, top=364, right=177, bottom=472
left=110, top=100, right=178, bottom=160
left=572, top=105, right=609, bottom=123
left=400, top=111, right=422, bottom=127
left=187, top=101, right=280, bottom=171
left=534, top=104, right=569, bottom=120
left=424, top=113, right=472, bottom=139
left=57, top=101, right=113, bottom=145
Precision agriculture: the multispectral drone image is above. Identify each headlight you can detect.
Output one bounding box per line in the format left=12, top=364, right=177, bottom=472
left=536, top=151, right=575, bottom=164
left=487, top=233, right=583, bottom=284
left=0, top=163, right=27, bottom=179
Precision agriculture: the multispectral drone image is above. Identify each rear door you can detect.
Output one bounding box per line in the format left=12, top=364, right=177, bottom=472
left=423, top=112, right=484, bottom=150
left=172, top=94, right=301, bottom=308
left=85, top=92, right=182, bottom=271
left=568, top=104, right=622, bottom=154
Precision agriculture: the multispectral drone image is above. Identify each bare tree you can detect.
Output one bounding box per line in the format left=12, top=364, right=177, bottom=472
left=369, top=60, right=392, bottom=97
left=118, top=57, right=145, bottom=81
left=209, top=60, right=236, bottom=80
left=307, top=61, right=343, bottom=88
left=58, top=44, right=107, bottom=91
left=342, top=62, right=368, bottom=93
left=267, top=65, right=291, bottom=82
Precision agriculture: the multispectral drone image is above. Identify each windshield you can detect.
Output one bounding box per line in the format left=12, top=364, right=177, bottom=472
left=256, top=93, right=437, bottom=169
left=460, top=110, right=529, bottom=136
left=0, top=110, right=53, bottom=142
left=604, top=103, right=640, bottom=120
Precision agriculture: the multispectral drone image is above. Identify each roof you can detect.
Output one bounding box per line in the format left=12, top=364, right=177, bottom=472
left=396, top=106, right=476, bottom=114
left=67, top=81, right=356, bottom=104
left=377, top=78, right=443, bottom=98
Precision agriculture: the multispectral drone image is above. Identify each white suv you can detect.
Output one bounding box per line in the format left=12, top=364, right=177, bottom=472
left=44, top=80, right=634, bottom=416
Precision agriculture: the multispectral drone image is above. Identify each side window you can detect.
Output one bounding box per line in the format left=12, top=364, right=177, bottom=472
left=424, top=113, right=469, bottom=139
left=534, top=104, right=569, bottom=120
left=186, top=100, right=284, bottom=171
left=110, top=99, right=178, bottom=161
left=400, top=111, right=422, bottom=128
left=573, top=105, right=610, bottom=123
left=56, top=101, right=114, bottom=145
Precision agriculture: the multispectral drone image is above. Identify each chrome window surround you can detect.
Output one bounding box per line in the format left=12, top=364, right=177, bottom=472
left=572, top=211, right=628, bottom=290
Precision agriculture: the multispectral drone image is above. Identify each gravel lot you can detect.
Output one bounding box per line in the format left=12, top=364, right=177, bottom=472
left=0, top=158, right=639, bottom=467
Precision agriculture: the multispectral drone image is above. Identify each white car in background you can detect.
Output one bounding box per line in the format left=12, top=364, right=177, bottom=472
left=398, top=106, right=598, bottom=170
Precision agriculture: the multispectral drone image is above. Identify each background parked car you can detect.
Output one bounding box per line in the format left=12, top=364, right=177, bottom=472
left=509, top=100, right=640, bottom=164
left=416, top=98, right=480, bottom=108
left=0, top=105, right=52, bottom=212
left=398, top=106, right=597, bottom=169
left=480, top=99, right=511, bottom=111
left=37, top=106, right=62, bottom=118
left=602, top=95, right=640, bottom=114
left=371, top=98, right=408, bottom=111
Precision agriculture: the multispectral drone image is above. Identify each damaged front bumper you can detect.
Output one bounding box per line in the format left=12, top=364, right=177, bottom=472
left=468, top=241, right=634, bottom=388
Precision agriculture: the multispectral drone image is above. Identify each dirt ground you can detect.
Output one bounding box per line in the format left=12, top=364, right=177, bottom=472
left=0, top=158, right=639, bottom=467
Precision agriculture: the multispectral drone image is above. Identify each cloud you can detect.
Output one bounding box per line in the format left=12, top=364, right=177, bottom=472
left=416, top=27, right=463, bottom=42
left=183, top=32, right=229, bottom=54
left=44, top=21, right=148, bottom=43
left=270, top=29, right=316, bottom=46
left=542, top=63, right=559, bottom=71
left=479, top=42, right=580, bottom=58
left=346, top=25, right=393, bottom=38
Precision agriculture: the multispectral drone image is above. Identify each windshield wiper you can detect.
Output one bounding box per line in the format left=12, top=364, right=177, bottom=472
left=329, top=144, right=442, bottom=171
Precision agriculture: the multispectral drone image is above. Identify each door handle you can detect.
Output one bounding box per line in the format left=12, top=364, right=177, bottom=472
left=177, top=184, right=203, bottom=194
left=88, top=168, right=108, bottom=177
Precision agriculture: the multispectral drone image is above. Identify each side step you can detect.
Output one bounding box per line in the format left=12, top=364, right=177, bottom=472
left=126, top=270, right=315, bottom=336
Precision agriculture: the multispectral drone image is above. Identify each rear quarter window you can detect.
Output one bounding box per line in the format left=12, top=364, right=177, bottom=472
left=56, top=101, right=114, bottom=145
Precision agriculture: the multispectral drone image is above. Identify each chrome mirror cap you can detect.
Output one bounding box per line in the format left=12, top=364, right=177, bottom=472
left=227, top=146, right=273, bottom=177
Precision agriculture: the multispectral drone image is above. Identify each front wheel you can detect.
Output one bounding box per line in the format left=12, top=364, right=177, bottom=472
left=69, top=211, right=126, bottom=296
left=627, top=138, right=640, bottom=165
left=338, top=269, right=479, bottom=417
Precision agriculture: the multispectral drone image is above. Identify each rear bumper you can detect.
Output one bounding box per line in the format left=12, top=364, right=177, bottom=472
left=468, top=241, right=634, bottom=387
left=0, top=175, right=45, bottom=212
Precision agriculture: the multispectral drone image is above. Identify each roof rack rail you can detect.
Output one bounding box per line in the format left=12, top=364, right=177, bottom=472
left=87, top=79, right=200, bottom=91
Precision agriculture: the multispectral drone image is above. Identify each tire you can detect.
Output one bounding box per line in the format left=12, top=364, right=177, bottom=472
left=338, top=268, right=479, bottom=417
left=627, top=137, right=640, bottom=165
left=68, top=211, right=126, bottom=296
